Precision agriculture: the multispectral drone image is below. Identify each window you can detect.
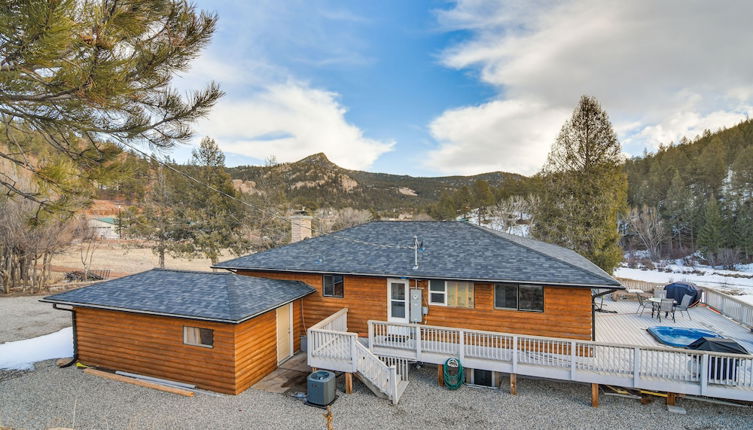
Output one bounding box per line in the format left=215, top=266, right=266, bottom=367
left=519, top=284, right=544, bottom=311
left=429, top=280, right=446, bottom=305
left=429, top=280, right=474, bottom=308
left=183, top=326, right=214, bottom=348
left=494, top=284, right=544, bottom=312
left=323, top=274, right=344, bottom=298
left=494, top=284, right=518, bottom=309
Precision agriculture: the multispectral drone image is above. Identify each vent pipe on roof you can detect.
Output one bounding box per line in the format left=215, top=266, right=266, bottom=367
left=290, top=210, right=312, bottom=243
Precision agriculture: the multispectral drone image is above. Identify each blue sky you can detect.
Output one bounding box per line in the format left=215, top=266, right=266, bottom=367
left=172, top=1, right=753, bottom=176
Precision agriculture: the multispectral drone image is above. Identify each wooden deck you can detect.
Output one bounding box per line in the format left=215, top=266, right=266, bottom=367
left=595, top=298, right=753, bottom=351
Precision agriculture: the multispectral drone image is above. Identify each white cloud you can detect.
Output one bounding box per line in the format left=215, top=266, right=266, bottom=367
left=171, top=2, right=391, bottom=170
left=428, top=0, right=753, bottom=174
left=196, top=83, right=394, bottom=170
left=428, top=98, right=568, bottom=175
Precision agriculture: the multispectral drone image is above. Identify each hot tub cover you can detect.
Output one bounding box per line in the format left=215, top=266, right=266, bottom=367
left=663, top=282, right=701, bottom=306
left=687, top=337, right=749, bottom=354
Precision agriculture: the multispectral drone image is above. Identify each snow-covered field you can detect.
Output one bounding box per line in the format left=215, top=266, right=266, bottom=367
left=0, top=327, right=72, bottom=370
left=615, top=262, right=753, bottom=305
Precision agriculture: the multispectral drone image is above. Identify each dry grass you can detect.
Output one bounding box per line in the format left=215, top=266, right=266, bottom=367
left=50, top=242, right=233, bottom=277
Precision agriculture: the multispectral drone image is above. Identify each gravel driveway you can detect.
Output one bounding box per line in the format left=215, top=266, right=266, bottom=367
left=0, top=295, right=71, bottom=343
left=1, top=361, right=750, bottom=430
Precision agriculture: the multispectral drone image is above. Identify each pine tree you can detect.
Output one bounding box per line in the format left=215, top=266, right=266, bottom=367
left=121, top=159, right=182, bottom=268
left=735, top=205, right=753, bottom=259
left=0, top=0, right=221, bottom=212
left=472, top=179, right=495, bottom=222
left=698, top=198, right=724, bottom=263
left=169, top=138, right=249, bottom=265
left=663, top=169, right=694, bottom=252
left=533, top=95, right=627, bottom=273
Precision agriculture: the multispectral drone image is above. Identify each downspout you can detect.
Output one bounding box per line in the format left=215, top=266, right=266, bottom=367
left=591, top=289, right=617, bottom=341
left=53, top=304, right=78, bottom=367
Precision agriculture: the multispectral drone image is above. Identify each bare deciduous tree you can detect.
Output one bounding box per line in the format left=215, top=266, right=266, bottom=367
left=314, top=208, right=372, bottom=234
left=627, top=205, right=667, bottom=261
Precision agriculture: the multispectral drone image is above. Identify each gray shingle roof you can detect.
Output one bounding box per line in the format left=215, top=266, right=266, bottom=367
left=41, top=269, right=315, bottom=323
left=214, top=221, right=622, bottom=288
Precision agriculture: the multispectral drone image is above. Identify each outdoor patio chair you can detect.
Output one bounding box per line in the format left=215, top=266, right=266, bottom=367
left=653, top=287, right=666, bottom=299
left=657, top=298, right=675, bottom=322
left=674, top=294, right=692, bottom=320
left=636, top=294, right=652, bottom=316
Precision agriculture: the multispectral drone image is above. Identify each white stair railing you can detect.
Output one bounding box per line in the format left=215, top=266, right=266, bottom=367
left=307, top=308, right=407, bottom=404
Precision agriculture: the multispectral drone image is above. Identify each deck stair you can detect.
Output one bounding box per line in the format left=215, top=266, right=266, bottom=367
left=307, top=309, right=409, bottom=404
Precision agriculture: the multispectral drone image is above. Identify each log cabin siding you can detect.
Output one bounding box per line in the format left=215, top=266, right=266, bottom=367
left=236, top=271, right=593, bottom=340
left=75, top=298, right=307, bottom=395
left=233, top=298, right=305, bottom=394
left=75, top=307, right=237, bottom=393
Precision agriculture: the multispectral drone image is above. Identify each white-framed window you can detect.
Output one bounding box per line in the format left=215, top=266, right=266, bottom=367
left=183, top=326, right=214, bottom=348
left=323, top=274, right=344, bottom=298
left=494, top=283, right=544, bottom=312
left=429, top=280, right=474, bottom=308
left=429, top=280, right=446, bottom=305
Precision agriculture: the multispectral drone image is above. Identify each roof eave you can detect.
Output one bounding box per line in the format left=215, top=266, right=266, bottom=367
left=217, top=266, right=623, bottom=289
left=40, top=288, right=317, bottom=324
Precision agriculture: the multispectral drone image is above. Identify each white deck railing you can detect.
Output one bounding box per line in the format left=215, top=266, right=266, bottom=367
left=368, top=320, right=753, bottom=402
left=616, top=277, right=753, bottom=329
left=701, top=288, right=753, bottom=328
left=306, top=309, right=407, bottom=404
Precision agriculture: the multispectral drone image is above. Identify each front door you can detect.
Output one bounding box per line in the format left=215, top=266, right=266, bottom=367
left=387, top=279, right=410, bottom=324
left=276, top=303, right=293, bottom=364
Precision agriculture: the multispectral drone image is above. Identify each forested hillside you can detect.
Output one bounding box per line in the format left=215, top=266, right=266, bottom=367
left=226, top=153, right=525, bottom=215
left=624, top=119, right=753, bottom=264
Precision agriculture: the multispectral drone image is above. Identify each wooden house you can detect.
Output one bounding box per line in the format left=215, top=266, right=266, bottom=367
left=214, top=221, right=622, bottom=341
left=42, top=269, right=314, bottom=394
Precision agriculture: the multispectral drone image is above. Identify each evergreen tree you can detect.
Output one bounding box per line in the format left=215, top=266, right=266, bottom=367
left=472, top=179, right=495, bottom=222
left=698, top=198, right=724, bottom=263
left=120, top=159, right=182, bottom=268
left=731, top=146, right=753, bottom=197
left=533, top=95, right=627, bottom=273
left=663, top=168, right=694, bottom=252
left=170, top=138, right=249, bottom=265
left=0, top=0, right=221, bottom=212
left=735, top=205, right=753, bottom=259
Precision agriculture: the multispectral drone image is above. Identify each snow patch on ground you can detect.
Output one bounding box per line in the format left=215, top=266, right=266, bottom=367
left=459, top=210, right=531, bottom=237
left=0, top=327, right=73, bottom=370
left=615, top=267, right=753, bottom=305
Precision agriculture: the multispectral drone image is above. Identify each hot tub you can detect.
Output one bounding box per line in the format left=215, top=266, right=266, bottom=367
left=647, top=326, right=722, bottom=348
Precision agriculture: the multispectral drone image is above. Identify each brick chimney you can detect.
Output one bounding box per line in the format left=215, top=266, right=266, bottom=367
left=290, top=211, right=312, bottom=243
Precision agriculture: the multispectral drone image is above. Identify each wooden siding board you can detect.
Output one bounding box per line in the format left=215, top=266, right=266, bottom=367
left=75, top=307, right=237, bottom=394
left=237, top=271, right=593, bottom=340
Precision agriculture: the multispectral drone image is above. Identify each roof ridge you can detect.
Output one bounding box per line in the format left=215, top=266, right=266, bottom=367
left=465, top=223, right=619, bottom=286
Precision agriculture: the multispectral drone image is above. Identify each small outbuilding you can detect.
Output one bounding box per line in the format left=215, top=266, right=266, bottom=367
left=42, top=269, right=315, bottom=394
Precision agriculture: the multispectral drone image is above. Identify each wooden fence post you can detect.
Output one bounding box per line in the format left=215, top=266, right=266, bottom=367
left=345, top=373, right=353, bottom=394
left=510, top=373, right=517, bottom=395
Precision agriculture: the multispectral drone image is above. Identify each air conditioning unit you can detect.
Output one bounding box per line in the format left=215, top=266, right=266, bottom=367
left=307, top=370, right=336, bottom=406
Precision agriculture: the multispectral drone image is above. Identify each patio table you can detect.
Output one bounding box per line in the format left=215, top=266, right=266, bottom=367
left=648, top=297, right=677, bottom=319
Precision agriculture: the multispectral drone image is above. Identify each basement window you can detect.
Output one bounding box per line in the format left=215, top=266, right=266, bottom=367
left=183, top=326, right=214, bottom=348
left=494, top=284, right=544, bottom=312
left=323, top=274, right=344, bottom=298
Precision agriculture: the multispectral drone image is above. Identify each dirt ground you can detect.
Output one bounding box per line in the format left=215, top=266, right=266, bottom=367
left=49, top=243, right=234, bottom=278
left=0, top=295, right=71, bottom=343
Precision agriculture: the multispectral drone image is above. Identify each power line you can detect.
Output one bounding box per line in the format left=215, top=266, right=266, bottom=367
left=117, top=141, right=412, bottom=250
